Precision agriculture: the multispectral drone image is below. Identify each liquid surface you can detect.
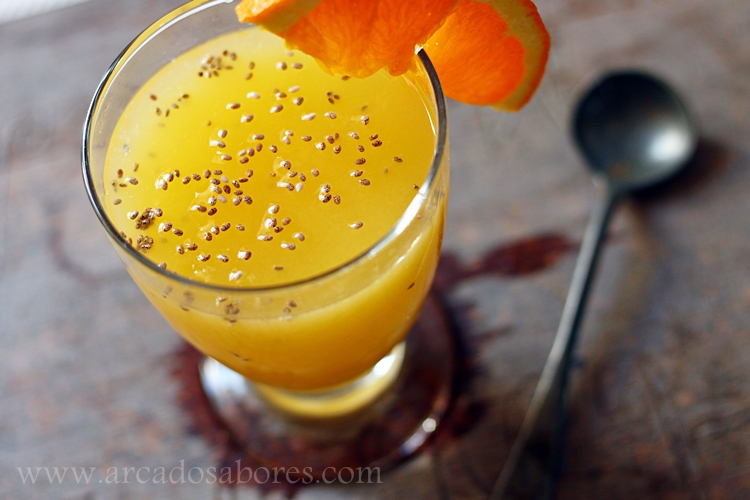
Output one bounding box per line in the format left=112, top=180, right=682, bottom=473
left=104, top=28, right=436, bottom=287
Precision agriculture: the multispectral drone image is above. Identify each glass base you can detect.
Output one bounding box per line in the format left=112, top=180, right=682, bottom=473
left=198, top=293, right=455, bottom=477
left=202, top=342, right=405, bottom=419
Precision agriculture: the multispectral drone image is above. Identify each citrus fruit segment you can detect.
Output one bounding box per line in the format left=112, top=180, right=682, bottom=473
left=236, top=0, right=324, bottom=33
left=238, top=0, right=461, bottom=79
left=422, top=0, right=550, bottom=111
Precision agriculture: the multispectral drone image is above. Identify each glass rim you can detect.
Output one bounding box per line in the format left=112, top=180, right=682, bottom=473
left=81, top=0, right=448, bottom=294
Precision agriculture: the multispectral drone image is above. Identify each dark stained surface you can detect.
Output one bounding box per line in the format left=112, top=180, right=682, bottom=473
left=1, top=0, right=750, bottom=498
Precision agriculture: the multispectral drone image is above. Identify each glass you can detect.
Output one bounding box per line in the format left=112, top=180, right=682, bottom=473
left=83, top=0, right=451, bottom=474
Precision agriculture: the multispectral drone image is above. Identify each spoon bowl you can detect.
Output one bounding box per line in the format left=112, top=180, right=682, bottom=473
left=573, top=71, right=698, bottom=191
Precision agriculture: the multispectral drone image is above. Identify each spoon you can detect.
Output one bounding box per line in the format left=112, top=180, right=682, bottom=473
left=489, top=71, right=698, bottom=500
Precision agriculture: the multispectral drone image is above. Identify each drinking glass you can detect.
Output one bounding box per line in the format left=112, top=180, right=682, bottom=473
left=83, top=0, right=452, bottom=474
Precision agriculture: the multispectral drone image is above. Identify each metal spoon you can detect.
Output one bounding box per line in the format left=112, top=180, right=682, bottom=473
left=490, top=71, right=698, bottom=500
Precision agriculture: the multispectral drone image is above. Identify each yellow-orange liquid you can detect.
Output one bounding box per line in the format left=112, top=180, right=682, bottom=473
left=104, top=28, right=446, bottom=390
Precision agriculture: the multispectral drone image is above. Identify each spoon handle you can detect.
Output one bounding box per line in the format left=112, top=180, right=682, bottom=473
left=490, top=186, right=621, bottom=500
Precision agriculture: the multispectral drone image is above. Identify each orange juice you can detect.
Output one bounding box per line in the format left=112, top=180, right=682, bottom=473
left=103, top=27, right=447, bottom=391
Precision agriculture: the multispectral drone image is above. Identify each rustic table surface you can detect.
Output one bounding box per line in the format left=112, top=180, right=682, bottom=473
left=2, top=0, right=749, bottom=498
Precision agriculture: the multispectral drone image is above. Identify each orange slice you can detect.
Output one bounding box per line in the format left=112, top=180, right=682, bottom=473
left=238, top=0, right=460, bottom=78
left=236, top=0, right=550, bottom=110
left=423, top=0, right=550, bottom=111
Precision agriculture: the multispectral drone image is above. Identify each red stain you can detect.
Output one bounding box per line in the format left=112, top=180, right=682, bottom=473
left=433, top=233, right=574, bottom=292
